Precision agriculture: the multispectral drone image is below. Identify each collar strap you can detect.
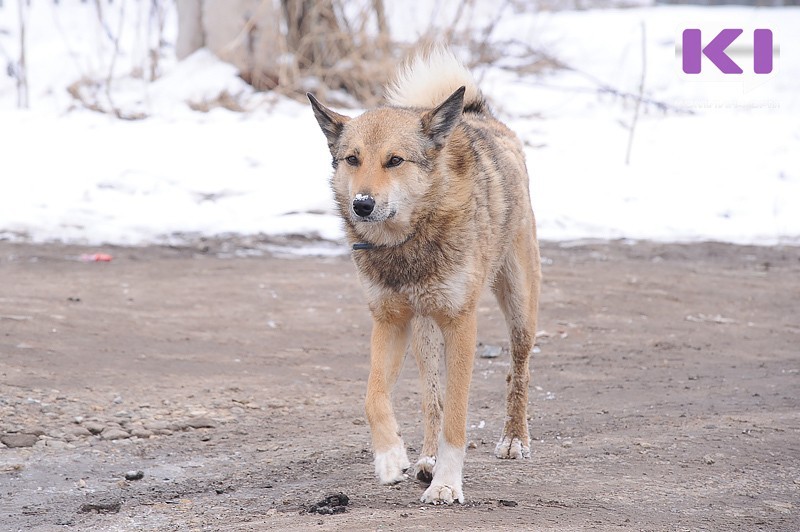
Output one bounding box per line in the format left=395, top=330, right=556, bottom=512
left=352, top=230, right=418, bottom=252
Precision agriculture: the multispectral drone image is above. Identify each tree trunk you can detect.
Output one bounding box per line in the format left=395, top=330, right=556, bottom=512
left=175, top=0, right=204, bottom=60
left=281, top=0, right=348, bottom=70
left=176, top=0, right=281, bottom=90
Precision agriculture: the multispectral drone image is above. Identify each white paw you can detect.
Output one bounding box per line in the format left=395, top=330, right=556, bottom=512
left=414, top=455, right=436, bottom=483
left=374, top=444, right=410, bottom=485
left=420, top=482, right=464, bottom=505
left=420, top=439, right=465, bottom=503
left=495, top=436, right=531, bottom=459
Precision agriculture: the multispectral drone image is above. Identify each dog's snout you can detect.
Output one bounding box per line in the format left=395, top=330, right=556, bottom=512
left=352, top=195, right=376, bottom=218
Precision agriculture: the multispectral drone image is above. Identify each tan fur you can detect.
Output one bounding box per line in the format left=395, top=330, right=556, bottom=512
left=308, top=49, right=541, bottom=504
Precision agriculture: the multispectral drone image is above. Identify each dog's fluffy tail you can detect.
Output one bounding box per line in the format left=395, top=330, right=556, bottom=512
left=386, top=47, right=486, bottom=113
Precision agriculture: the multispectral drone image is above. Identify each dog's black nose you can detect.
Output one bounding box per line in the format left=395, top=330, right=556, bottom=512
left=352, top=195, right=375, bottom=217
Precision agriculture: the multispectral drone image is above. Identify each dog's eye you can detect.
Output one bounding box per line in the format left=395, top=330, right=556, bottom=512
left=345, top=155, right=359, bottom=166
left=387, top=156, right=404, bottom=168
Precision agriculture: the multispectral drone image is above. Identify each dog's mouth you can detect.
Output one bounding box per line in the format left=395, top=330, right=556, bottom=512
left=350, top=206, right=397, bottom=224
left=354, top=208, right=396, bottom=223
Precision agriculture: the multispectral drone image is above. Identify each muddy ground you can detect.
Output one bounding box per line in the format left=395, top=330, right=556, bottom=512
left=0, top=239, right=798, bottom=531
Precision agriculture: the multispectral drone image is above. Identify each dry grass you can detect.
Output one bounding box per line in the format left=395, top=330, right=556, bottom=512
left=255, top=0, right=563, bottom=108
left=260, top=0, right=399, bottom=108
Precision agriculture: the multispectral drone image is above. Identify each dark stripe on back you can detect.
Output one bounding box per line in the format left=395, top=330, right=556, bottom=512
left=463, top=99, right=487, bottom=114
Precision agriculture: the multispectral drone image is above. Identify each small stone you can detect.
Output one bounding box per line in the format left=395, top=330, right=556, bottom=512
left=101, top=428, right=131, bottom=441
left=45, top=440, right=72, bottom=450
left=143, top=420, right=171, bottom=431
left=112, top=396, right=123, bottom=404
left=703, top=454, right=715, bottom=465
left=467, top=441, right=478, bottom=450
left=71, top=427, right=93, bottom=437
left=478, top=344, right=503, bottom=359
left=83, top=422, right=105, bottom=435
left=0, top=433, right=39, bottom=448
left=185, top=417, right=215, bottom=429
left=498, top=499, right=518, bottom=507
left=130, top=427, right=153, bottom=439
left=124, top=470, right=144, bottom=481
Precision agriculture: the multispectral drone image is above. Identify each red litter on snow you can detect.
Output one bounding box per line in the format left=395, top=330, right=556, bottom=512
left=80, top=253, right=113, bottom=262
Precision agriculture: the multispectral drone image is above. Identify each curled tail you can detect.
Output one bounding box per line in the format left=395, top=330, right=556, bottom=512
left=385, top=47, right=487, bottom=113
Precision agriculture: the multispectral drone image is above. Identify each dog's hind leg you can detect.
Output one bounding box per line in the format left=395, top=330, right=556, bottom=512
left=492, top=228, right=542, bottom=459
left=411, top=316, right=443, bottom=483
left=366, top=313, right=412, bottom=484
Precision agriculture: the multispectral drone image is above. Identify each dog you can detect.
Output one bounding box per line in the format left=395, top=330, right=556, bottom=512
left=308, top=48, right=541, bottom=505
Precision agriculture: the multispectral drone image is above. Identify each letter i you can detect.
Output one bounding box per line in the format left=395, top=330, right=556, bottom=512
left=754, top=29, right=773, bottom=74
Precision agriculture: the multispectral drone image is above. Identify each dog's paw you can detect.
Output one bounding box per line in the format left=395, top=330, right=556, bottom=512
left=374, top=445, right=411, bottom=485
left=413, top=455, right=436, bottom=484
left=420, top=482, right=464, bottom=505
left=494, top=436, right=531, bottom=459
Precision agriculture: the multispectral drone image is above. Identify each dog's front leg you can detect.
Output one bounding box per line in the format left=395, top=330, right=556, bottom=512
left=421, top=310, right=478, bottom=504
left=411, top=316, right=442, bottom=483
left=366, top=313, right=411, bottom=485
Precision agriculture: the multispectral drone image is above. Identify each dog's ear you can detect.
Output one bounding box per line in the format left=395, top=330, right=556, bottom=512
left=307, top=93, right=350, bottom=154
left=421, top=86, right=465, bottom=148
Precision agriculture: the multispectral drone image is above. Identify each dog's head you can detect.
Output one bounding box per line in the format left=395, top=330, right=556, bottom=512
left=308, top=88, right=465, bottom=246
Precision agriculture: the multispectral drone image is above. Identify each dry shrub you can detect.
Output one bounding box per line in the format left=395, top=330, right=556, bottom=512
left=259, top=0, right=563, bottom=108
left=262, top=0, right=397, bottom=108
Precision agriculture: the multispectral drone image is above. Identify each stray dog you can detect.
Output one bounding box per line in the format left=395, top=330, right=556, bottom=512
left=308, top=48, right=541, bottom=505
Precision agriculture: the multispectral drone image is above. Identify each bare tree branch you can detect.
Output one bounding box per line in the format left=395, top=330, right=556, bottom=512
left=625, top=21, right=646, bottom=166
left=103, top=0, right=126, bottom=119
left=16, top=0, right=29, bottom=109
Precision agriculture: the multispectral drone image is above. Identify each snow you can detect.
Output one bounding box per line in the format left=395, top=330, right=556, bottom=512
left=1, top=2, right=798, bottom=249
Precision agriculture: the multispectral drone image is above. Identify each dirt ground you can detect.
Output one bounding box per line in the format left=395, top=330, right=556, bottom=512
left=0, top=239, right=798, bottom=531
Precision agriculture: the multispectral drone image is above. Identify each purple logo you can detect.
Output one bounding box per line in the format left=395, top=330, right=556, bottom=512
left=682, top=29, right=773, bottom=75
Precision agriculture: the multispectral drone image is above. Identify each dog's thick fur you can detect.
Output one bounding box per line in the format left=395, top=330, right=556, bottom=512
left=308, top=48, right=541, bottom=505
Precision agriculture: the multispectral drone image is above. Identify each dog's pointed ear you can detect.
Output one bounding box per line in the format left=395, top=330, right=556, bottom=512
left=421, top=86, right=465, bottom=148
left=307, top=93, right=350, bottom=154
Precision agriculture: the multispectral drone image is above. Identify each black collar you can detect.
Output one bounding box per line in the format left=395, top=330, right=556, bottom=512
left=352, top=230, right=418, bottom=251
